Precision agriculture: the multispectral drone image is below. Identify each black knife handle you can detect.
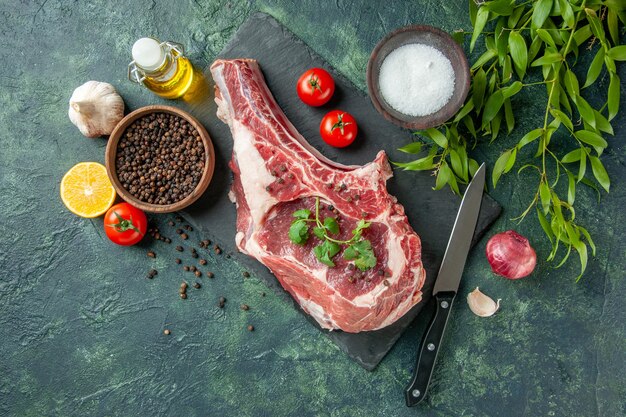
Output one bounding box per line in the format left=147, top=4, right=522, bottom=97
left=405, top=291, right=457, bottom=407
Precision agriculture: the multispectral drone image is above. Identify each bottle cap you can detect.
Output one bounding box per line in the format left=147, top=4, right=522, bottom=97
left=132, top=37, right=165, bottom=71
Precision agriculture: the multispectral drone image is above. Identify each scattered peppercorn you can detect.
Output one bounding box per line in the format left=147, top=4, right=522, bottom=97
left=183, top=266, right=190, bottom=272
left=199, top=259, right=207, bottom=265
left=164, top=329, right=171, bottom=335
left=168, top=220, right=175, bottom=226
left=175, top=246, right=183, bottom=252
left=242, top=271, right=250, bottom=278
left=148, top=269, right=158, bottom=278
left=214, top=246, right=222, bottom=255
left=247, top=325, right=255, bottom=332
left=194, top=270, right=201, bottom=277
left=288, top=173, right=294, bottom=179
left=193, top=282, right=201, bottom=289
left=191, top=252, right=198, bottom=259
left=164, top=238, right=171, bottom=244
left=180, top=282, right=188, bottom=292
left=147, top=250, right=156, bottom=258
left=277, top=178, right=284, bottom=184
left=226, top=254, right=231, bottom=259
left=261, top=292, right=266, bottom=297
left=383, top=279, right=390, bottom=286
left=241, top=304, right=249, bottom=311
left=175, top=258, right=182, bottom=264
left=206, top=272, right=214, bottom=278
left=180, top=293, right=187, bottom=299
left=184, top=225, right=193, bottom=231
left=265, top=185, right=272, bottom=192
left=190, top=266, right=197, bottom=272
left=175, top=216, right=184, bottom=222
left=180, top=233, right=188, bottom=240
left=176, top=228, right=183, bottom=234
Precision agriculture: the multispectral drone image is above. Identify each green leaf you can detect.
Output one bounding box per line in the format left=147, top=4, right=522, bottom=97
left=517, top=128, right=543, bottom=148
left=469, top=159, right=479, bottom=177
left=504, top=97, right=515, bottom=133
left=593, top=109, right=614, bottom=135
left=473, top=68, right=487, bottom=110
left=482, top=90, right=505, bottom=126
left=575, top=130, right=607, bottom=154
left=449, top=149, right=465, bottom=180
left=579, top=226, right=596, bottom=256
left=471, top=49, right=498, bottom=70
left=578, top=151, right=587, bottom=182
left=536, top=28, right=556, bottom=49
left=398, top=142, right=423, bottom=154
left=485, top=0, right=514, bottom=16
left=604, top=55, right=617, bottom=73
left=567, top=171, right=576, bottom=204
left=575, top=96, right=596, bottom=129
left=608, top=45, right=626, bottom=61
left=353, top=219, right=371, bottom=236
left=539, top=181, right=551, bottom=214
left=502, top=81, right=523, bottom=98
left=559, top=0, right=575, bottom=27
left=531, top=52, right=563, bottom=67
left=561, top=148, right=581, bottom=163
left=495, top=18, right=509, bottom=66
left=510, top=5, right=526, bottom=26
left=454, top=100, right=474, bottom=122
left=532, top=0, right=553, bottom=28
left=564, top=69, right=580, bottom=99
left=608, top=73, right=620, bottom=121
left=492, top=149, right=512, bottom=188
left=537, top=208, right=554, bottom=243
left=314, top=240, right=341, bottom=267
left=393, top=155, right=436, bottom=171
left=471, top=7, right=490, bottom=52
left=550, top=109, right=573, bottom=132
left=573, top=240, right=588, bottom=281
left=584, top=48, right=605, bottom=88
left=608, top=9, right=619, bottom=45
left=573, top=25, right=592, bottom=46
left=452, top=31, right=466, bottom=45
left=426, top=128, right=448, bottom=148
left=589, top=155, right=610, bottom=192
left=508, top=31, right=528, bottom=80
left=323, top=217, right=339, bottom=235
left=586, top=8, right=605, bottom=41
left=504, top=147, right=517, bottom=173
left=289, top=220, right=310, bottom=245
left=343, top=239, right=377, bottom=271
left=313, top=226, right=326, bottom=239
left=490, top=112, right=502, bottom=142
left=293, top=209, right=311, bottom=220
left=434, top=163, right=452, bottom=191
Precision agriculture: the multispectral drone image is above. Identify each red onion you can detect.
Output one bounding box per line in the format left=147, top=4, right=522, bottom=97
left=486, top=230, right=536, bottom=279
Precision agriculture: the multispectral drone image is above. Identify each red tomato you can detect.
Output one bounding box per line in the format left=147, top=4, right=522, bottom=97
left=296, top=68, right=335, bottom=106
left=104, top=203, right=147, bottom=246
left=320, top=110, right=358, bottom=148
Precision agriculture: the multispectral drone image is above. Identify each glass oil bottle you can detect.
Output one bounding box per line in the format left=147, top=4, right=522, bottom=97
left=128, top=38, right=196, bottom=99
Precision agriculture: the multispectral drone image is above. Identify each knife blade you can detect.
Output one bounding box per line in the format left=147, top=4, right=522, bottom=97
left=405, top=163, right=486, bottom=407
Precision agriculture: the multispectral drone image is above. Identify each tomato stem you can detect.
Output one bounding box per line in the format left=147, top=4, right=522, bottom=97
left=308, top=73, right=322, bottom=94
left=331, top=113, right=352, bottom=135
left=108, top=211, right=143, bottom=235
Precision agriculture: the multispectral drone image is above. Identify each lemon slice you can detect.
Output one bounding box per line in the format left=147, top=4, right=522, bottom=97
left=60, top=162, right=116, bottom=218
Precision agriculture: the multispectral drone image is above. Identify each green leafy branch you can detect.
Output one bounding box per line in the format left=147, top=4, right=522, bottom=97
left=288, top=198, right=377, bottom=270
left=396, top=0, right=625, bottom=279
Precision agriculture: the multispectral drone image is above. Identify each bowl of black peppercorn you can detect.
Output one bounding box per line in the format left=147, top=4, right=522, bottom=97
left=105, top=105, right=216, bottom=213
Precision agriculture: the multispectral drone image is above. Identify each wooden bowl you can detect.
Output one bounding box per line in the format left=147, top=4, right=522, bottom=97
left=366, top=25, right=470, bottom=130
left=105, top=105, right=216, bottom=213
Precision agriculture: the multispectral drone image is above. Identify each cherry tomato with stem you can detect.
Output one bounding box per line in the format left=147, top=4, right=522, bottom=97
left=296, top=68, right=335, bottom=107
left=320, top=110, right=358, bottom=148
left=104, top=202, right=147, bottom=246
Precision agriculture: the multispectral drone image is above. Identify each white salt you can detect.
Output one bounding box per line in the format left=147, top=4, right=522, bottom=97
left=378, top=43, right=455, bottom=117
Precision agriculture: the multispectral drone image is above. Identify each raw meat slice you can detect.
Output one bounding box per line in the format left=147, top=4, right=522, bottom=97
left=211, top=59, right=426, bottom=332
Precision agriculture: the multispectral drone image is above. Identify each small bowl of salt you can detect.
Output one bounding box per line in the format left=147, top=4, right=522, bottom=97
left=367, top=25, right=470, bottom=130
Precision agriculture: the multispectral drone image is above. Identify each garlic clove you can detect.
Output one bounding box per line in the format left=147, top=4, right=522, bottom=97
left=68, top=81, right=124, bottom=138
left=467, top=287, right=500, bottom=317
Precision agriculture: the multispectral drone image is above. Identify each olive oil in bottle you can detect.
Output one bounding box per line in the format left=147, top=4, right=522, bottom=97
left=128, top=38, right=196, bottom=99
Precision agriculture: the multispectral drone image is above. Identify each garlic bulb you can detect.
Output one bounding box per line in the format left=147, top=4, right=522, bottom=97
left=467, top=287, right=500, bottom=317
left=68, top=81, right=124, bottom=138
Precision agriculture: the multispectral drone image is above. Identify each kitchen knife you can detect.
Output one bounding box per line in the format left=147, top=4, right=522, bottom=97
left=405, top=163, right=486, bottom=407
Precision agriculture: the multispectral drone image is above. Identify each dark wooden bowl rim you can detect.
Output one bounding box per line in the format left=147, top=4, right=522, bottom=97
left=105, top=105, right=216, bottom=213
left=366, top=24, right=471, bottom=130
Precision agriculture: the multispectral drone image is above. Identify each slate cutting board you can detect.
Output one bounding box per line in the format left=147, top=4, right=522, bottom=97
left=183, top=12, right=501, bottom=371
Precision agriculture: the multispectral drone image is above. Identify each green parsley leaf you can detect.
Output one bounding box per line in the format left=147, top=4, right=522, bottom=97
left=323, top=217, right=339, bottom=235
left=292, top=209, right=311, bottom=220
left=314, top=240, right=341, bottom=267
left=288, top=220, right=309, bottom=245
